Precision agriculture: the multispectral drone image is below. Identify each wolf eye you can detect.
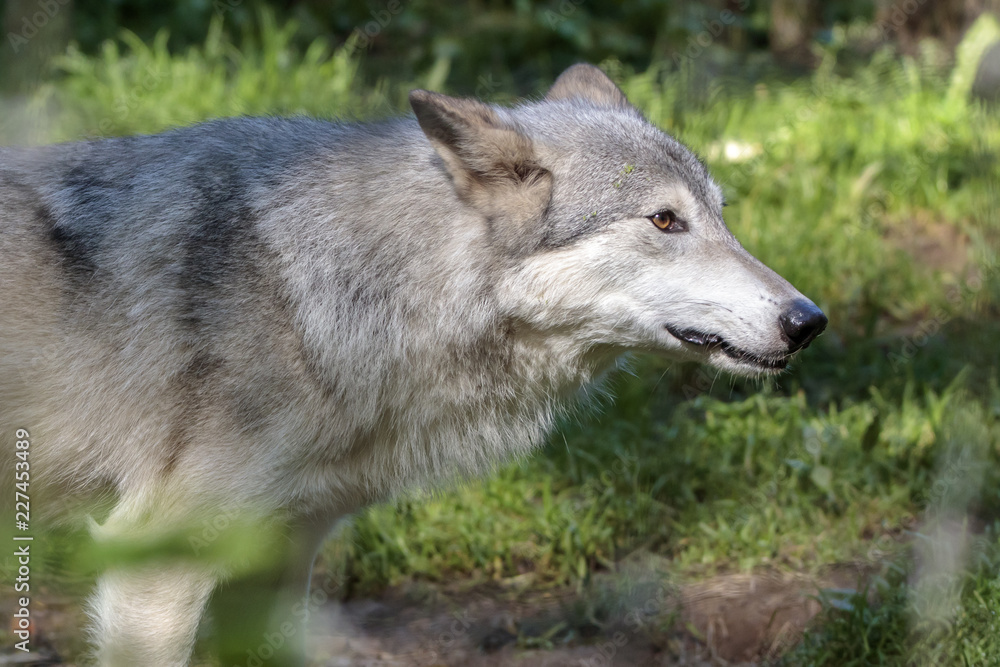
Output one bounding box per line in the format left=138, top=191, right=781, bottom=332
left=649, top=209, right=686, bottom=232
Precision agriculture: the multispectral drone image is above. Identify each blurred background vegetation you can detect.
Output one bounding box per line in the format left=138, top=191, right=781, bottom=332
left=1, top=1, right=1000, bottom=664
left=4, top=0, right=1000, bottom=95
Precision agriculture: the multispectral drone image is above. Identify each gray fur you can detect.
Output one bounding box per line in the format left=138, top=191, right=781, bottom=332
left=0, top=65, right=824, bottom=666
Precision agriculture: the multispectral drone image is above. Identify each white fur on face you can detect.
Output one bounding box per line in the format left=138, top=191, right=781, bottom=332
left=501, top=184, right=809, bottom=376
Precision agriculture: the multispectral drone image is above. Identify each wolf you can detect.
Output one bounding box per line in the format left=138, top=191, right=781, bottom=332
left=0, top=64, right=826, bottom=665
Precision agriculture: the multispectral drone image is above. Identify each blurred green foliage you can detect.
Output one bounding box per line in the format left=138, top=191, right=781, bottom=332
left=4, top=0, right=891, bottom=94
left=64, top=0, right=779, bottom=91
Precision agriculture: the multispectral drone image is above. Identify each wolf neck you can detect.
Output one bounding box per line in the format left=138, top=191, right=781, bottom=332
left=287, top=294, right=616, bottom=505
left=266, top=118, right=621, bottom=407
left=507, top=326, right=620, bottom=396
left=259, top=127, right=620, bottom=500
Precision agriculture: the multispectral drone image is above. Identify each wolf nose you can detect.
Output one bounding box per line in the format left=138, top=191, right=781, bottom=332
left=779, top=300, right=828, bottom=352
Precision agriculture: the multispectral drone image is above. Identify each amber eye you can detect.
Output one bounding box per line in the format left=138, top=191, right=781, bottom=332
left=649, top=209, right=686, bottom=232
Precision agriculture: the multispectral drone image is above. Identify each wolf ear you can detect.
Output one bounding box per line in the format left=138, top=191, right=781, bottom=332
left=545, top=64, right=631, bottom=110
left=410, top=89, right=552, bottom=254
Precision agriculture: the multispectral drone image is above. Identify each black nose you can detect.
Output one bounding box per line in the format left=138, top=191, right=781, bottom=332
left=779, top=300, right=828, bottom=352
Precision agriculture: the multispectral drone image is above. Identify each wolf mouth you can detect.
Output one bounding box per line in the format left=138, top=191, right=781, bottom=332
left=664, top=324, right=789, bottom=371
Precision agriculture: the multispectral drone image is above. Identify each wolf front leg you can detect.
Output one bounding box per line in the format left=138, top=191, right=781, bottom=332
left=89, top=563, right=217, bottom=666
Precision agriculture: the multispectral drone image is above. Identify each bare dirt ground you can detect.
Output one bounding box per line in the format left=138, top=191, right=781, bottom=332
left=305, top=564, right=867, bottom=667
left=1, top=560, right=867, bottom=666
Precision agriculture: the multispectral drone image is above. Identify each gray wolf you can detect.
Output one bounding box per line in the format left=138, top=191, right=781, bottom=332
left=0, top=64, right=826, bottom=665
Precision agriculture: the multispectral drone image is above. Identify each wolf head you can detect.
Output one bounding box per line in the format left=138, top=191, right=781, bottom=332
left=410, top=64, right=826, bottom=376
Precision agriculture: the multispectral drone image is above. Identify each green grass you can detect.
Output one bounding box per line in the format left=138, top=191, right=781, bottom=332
left=2, top=14, right=999, bottom=664
left=785, top=527, right=1000, bottom=666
